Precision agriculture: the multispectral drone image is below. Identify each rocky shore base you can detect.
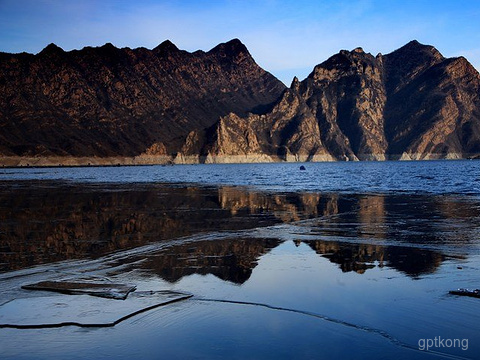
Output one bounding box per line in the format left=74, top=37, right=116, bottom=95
left=0, top=152, right=473, bottom=167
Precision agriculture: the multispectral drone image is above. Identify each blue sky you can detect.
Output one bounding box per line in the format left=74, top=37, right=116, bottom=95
left=0, top=0, right=479, bottom=84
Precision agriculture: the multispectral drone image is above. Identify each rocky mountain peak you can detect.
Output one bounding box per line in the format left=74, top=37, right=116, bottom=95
left=96, top=42, right=121, bottom=58
left=398, top=40, right=444, bottom=61
left=208, top=38, right=250, bottom=60
left=384, top=40, right=445, bottom=93
left=153, top=39, right=181, bottom=56
left=290, top=76, right=300, bottom=92
left=308, top=47, right=379, bottom=83
left=101, top=42, right=115, bottom=48
left=39, top=43, right=65, bottom=56
left=445, top=56, right=480, bottom=79
left=100, top=42, right=116, bottom=50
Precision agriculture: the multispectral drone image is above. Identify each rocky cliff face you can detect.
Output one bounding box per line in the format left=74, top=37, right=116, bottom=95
left=384, top=41, right=480, bottom=159
left=1, top=39, right=480, bottom=163
left=188, top=40, right=480, bottom=162
left=0, top=39, right=285, bottom=158
left=178, top=79, right=338, bottom=163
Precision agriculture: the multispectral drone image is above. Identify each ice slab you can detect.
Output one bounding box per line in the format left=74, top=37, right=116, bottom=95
left=449, top=288, right=480, bottom=298
left=0, top=290, right=192, bottom=328
left=21, top=281, right=137, bottom=300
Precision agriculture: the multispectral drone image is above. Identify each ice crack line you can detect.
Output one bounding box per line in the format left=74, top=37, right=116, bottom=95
left=197, top=298, right=470, bottom=360
left=0, top=294, right=193, bottom=329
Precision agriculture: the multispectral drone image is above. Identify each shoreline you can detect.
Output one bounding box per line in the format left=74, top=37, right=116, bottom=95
left=0, top=152, right=477, bottom=168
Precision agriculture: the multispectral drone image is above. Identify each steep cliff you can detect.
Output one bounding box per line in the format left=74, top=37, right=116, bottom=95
left=2, top=39, right=480, bottom=164
left=0, top=39, right=285, bottom=159
left=178, top=82, right=336, bottom=163
left=384, top=41, right=480, bottom=159
left=186, top=40, right=480, bottom=162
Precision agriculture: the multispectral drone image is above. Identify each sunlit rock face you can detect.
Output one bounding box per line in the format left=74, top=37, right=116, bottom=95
left=300, top=47, right=388, bottom=161
left=1, top=39, right=480, bottom=163
left=185, top=41, right=480, bottom=162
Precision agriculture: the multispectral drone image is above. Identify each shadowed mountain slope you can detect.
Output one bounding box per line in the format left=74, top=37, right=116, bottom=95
left=186, top=41, right=480, bottom=162
left=0, top=39, right=285, bottom=158
left=1, top=39, right=480, bottom=164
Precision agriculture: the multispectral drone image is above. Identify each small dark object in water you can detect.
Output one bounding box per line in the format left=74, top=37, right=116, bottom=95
left=449, top=288, right=480, bottom=298
left=299, top=165, right=306, bottom=171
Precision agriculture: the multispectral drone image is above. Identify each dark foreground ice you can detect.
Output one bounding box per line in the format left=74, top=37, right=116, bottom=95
left=0, top=290, right=191, bottom=328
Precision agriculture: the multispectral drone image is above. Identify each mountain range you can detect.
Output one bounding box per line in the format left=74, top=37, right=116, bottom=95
left=1, top=39, right=479, bottom=166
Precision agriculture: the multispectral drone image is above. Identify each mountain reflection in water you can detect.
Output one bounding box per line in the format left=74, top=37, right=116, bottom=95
left=140, top=238, right=283, bottom=284
left=136, top=238, right=445, bottom=284
left=305, top=241, right=444, bottom=277
left=0, top=181, right=478, bottom=280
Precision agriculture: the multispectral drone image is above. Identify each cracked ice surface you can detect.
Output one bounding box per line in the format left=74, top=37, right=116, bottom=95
left=0, top=291, right=192, bottom=328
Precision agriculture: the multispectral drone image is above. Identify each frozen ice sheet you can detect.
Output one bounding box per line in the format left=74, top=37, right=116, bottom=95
left=0, top=290, right=192, bottom=328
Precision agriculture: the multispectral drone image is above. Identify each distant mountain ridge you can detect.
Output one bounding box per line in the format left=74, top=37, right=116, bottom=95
left=182, top=40, right=480, bottom=163
left=0, top=39, right=285, bottom=165
left=1, top=39, right=480, bottom=166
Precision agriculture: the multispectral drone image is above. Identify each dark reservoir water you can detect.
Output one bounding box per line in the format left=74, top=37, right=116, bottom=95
left=2, top=160, right=480, bottom=194
left=0, top=161, right=479, bottom=359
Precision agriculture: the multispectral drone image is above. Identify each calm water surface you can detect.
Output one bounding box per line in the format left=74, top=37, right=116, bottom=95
left=2, top=160, right=480, bottom=194
left=0, top=161, right=479, bottom=359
